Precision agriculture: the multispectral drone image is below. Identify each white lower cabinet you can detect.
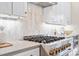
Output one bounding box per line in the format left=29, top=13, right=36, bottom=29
left=14, top=48, right=39, bottom=56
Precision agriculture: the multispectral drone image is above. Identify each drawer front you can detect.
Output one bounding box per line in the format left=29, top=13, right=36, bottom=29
left=14, top=48, right=39, bottom=56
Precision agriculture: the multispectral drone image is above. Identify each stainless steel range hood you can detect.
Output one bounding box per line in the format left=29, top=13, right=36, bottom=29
left=30, top=2, right=58, bottom=8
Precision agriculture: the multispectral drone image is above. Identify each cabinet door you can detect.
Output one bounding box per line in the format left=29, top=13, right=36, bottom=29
left=14, top=48, right=39, bottom=56
left=43, top=2, right=71, bottom=25
left=13, top=2, right=27, bottom=16
left=43, top=6, right=57, bottom=25
left=0, top=2, right=12, bottom=15
left=61, top=2, right=71, bottom=25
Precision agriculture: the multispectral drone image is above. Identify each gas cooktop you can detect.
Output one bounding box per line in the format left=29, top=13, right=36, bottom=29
left=24, top=35, right=65, bottom=44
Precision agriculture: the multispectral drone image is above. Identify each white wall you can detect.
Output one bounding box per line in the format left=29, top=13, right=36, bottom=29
left=0, top=19, right=28, bottom=40
left=71, top=2, right=79, bottom=34
left=39, top=23, right=65, bottom=36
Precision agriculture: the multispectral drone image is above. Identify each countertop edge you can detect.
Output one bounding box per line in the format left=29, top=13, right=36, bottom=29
left=0, top=44, right=40, bottom=56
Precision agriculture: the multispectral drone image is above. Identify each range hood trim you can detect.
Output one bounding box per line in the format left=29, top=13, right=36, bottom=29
left=30, top=2, right=58, bottom=8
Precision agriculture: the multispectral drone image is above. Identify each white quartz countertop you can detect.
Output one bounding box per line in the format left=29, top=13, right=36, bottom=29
left=0, top=40, right=40, bottom=55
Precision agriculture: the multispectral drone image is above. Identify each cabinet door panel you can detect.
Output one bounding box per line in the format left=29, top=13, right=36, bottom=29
left=13, top=2, right=27, bottom=16
left=0, top=2, right=12, bottom=15
left=14, top=48, right=39, bottom=56
left=43, top=2, right=71, bottom=25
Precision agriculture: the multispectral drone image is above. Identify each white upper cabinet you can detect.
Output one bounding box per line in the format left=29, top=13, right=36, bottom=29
left=0, top=2, right=12, bottom=15
left=43, top=2, right=71, bottom=25
left=0, top=2, right=27, bottom=17
left=13, top=2, right=27, bottom=16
